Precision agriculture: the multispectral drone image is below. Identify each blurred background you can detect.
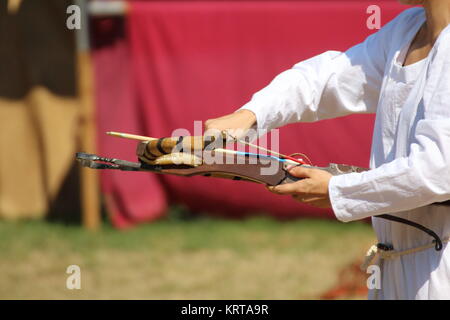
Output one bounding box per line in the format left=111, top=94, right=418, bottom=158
left=0, top=0, right=406, bottom=299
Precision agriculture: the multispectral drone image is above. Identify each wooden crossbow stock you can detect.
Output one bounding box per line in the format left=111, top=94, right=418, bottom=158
left=76, top=132, right=444, bottom=251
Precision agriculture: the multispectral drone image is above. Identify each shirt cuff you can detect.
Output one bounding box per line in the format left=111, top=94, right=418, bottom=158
left=328, top=174, right=355, bottom=223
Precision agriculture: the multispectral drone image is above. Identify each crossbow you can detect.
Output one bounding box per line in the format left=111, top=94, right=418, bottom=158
left=76, top=132, right=444, bottom=251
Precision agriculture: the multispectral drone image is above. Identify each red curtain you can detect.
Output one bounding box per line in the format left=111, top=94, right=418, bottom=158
left=94, top=1, right=406, bottom=228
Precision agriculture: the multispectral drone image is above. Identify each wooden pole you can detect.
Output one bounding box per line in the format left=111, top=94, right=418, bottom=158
left=76, top=0, right=101, bottom=230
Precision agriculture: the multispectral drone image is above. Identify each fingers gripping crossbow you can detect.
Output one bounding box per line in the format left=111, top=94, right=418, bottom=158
left=76, top=131, right=443, bottom=251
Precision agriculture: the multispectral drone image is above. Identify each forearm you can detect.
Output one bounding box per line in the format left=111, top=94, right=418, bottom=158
left=329, top=136, right=450, bottom=222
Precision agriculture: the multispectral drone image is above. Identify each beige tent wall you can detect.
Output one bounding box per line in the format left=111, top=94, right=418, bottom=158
left=0, top=0, right=80, bottom=219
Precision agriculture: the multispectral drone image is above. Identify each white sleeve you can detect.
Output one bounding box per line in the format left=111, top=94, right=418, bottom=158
left=239, top=22, right=393, bottom=131
left=329, top=34, right=450, bottom=222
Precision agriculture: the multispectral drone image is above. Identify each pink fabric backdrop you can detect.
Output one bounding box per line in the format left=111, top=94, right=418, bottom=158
left=93, top=1, right=407, bottom=228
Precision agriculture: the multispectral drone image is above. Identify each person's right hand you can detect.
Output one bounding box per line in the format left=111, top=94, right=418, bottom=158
left=204, top=109, right=257, bottom=139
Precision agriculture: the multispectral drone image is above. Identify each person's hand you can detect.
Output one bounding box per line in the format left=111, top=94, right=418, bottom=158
left=204, top=109, right=257, bottom=139
left=267, top=166, right=333, bottom=209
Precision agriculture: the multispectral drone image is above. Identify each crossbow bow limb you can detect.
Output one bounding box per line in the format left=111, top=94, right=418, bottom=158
left=76, top=132, right=444, bottom=251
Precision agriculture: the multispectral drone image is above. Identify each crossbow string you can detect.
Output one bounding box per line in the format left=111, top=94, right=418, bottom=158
left=222, top=131, right=312, bottom=166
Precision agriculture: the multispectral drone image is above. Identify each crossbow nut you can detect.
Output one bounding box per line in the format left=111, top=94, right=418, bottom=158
left=137, top=140, right=202, bottom=167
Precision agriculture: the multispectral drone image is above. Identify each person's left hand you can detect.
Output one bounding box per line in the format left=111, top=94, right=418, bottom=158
left=267, top=166, right=333, bottom=209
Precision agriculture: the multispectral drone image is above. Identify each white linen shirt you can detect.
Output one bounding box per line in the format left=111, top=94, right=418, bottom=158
left=240, top=8, right=450, bottom=299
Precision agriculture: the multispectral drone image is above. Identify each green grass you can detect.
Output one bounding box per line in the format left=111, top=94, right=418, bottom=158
left=0, top=216, right=376, bottom=299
